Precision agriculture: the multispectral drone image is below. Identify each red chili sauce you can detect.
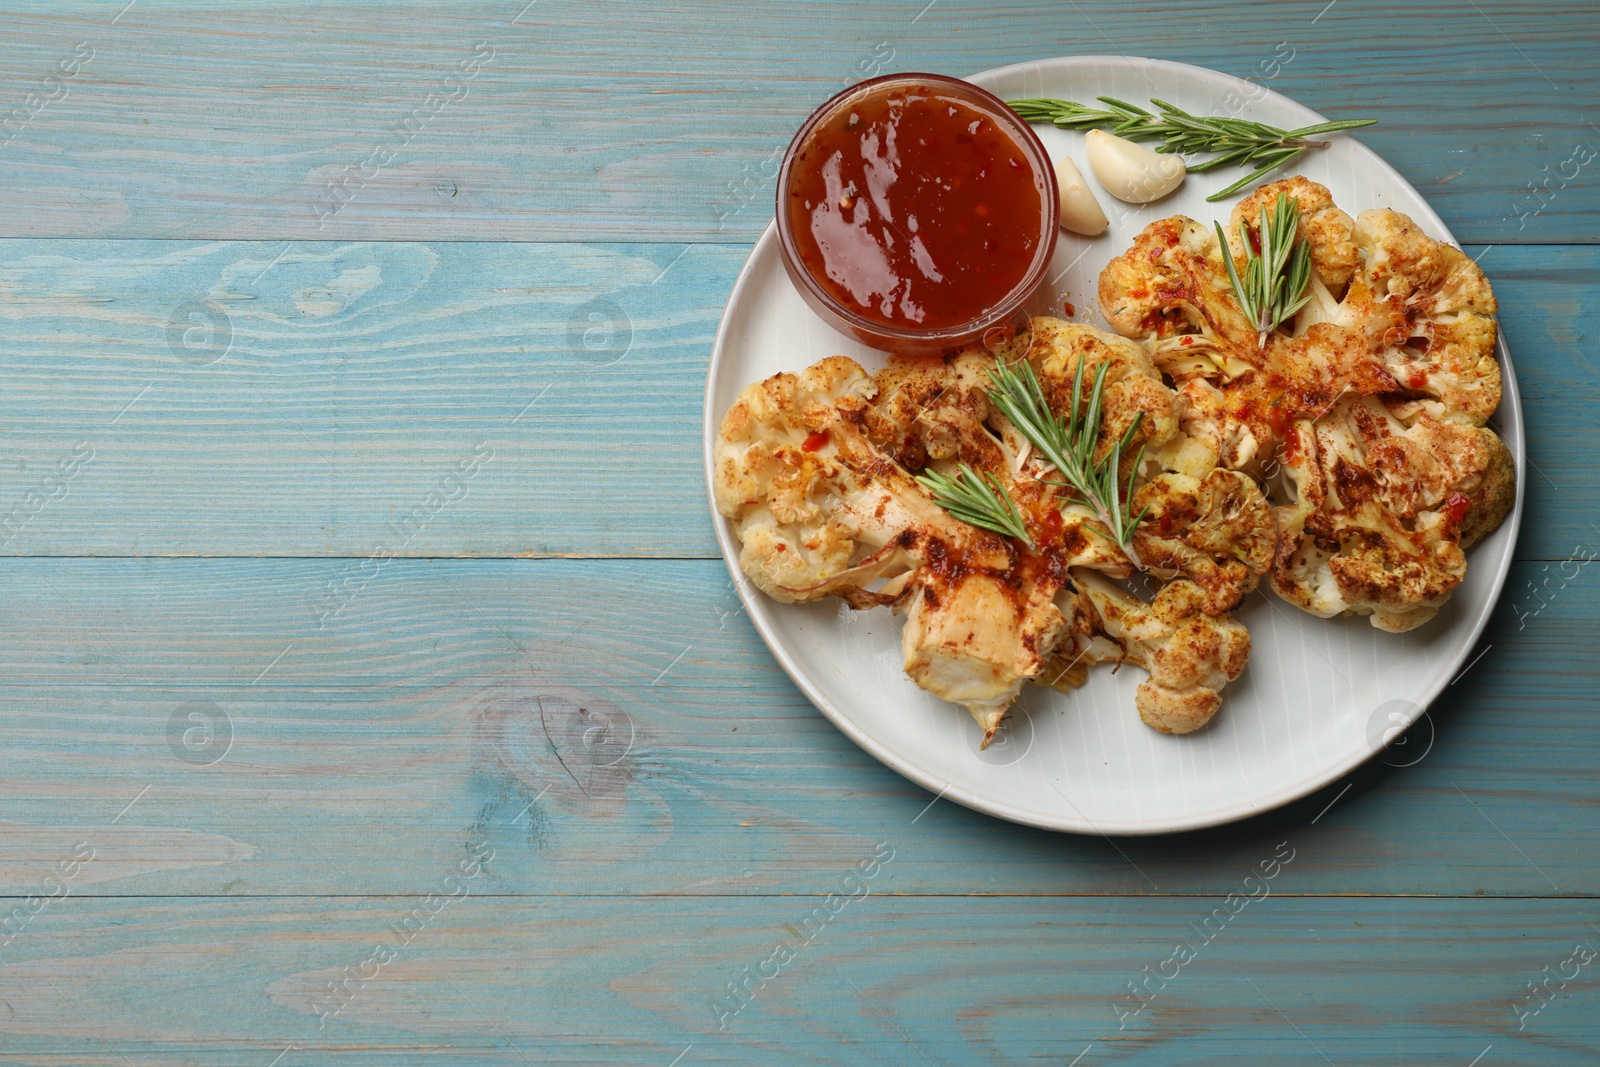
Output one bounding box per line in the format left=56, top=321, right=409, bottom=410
left=785, top=84, right=1045, bottom=332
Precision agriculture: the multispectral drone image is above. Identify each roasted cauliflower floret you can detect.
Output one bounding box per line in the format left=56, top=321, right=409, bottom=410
left=1099, top=215, right=1263, bottom=382
left=713, top=356, right=977, bottom=606
left=868, top=324, right=1262, bottom=732
left=1228, top=176, right=1358, bottom=294
left=864, top=349, right=1006, bottom=473
left=713, top=357, right=877, bottom=600
left=1004, top=318, right=1275, bottom=612
left=1001, top=316, right=1182, bottom=461
left=1270, top=395, right=1515, bottom=631
left=1343, top=209, right=1502, bottom=425
left=900, top=552, right=1067, bottom=741
left=863, top=346, right=1120, bottom=570
left=1070, top=570, right=1251, bottom=734
left=714, top=355, right=1069, bottom=743
left=1097, top=176, right=1515, bottom=632
left=1132, top=469, right=1275, bottom=615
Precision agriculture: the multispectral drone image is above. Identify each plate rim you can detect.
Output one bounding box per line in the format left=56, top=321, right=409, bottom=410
left=701, top=54, right=1526, bottom=835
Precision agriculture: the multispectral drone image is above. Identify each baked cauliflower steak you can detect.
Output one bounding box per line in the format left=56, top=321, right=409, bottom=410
left=991, top=317, right=1276, bottom=616
left=715, top=316, right=1267, bottom=743
left=1098, top=176, right=1515, bottom=632
left=713, top=355, right=1069, bottom=741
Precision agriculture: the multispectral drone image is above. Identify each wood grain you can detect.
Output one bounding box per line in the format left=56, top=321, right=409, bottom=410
left=0, top=1, right=1594, bottom=244
left=0, top=1, right=1595, bottom=1060
left=0, top=557, right=1591, bottom=899
left=0, top=241, right=1589, bottom=558
left=0, top=896, right=1595, bottom=1064
left=0, top=239, right=722, bottom=557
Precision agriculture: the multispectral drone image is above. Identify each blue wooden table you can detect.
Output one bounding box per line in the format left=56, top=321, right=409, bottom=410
left=0, top=1, right=1595, bottom=1062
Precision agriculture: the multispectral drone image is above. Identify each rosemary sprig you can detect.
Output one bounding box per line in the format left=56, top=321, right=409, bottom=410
left=1006, top=96, right=1376, bottom=202
left=915, top=462, right=1033, bottom=547
left=1215, top=191, right=1314, bottom=347
left=986, top=357, right=1148, bottom=566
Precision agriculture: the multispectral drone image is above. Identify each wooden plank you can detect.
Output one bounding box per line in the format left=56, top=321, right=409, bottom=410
left=0, top=895, right=1594, bottom=1064
left=1489, top=244, right=1600, bottom=560
left=0, top=240, right=1590, bottom=559
left=0, top=3, right=1588, bottom=1060
left=0, top=239, right=727, bottom=558
left=0, top=556, right=1592, bottom=899
left=0, top=1, right=1594, bottom=244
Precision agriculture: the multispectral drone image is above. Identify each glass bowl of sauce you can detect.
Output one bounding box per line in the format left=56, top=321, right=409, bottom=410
left=777, top=73, right=1058, bottom=355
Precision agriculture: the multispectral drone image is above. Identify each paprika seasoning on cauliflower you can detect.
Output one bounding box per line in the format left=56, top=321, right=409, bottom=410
left=1098, top=176, right=1514, bottom=632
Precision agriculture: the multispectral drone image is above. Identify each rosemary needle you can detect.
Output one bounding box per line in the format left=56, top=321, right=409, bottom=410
left=1006, top=96, right=1376, bottom=202
left=986, top=357, right=1148, bottom=566
left=1216, top=190, right=1314, bottom=346
left=916, top=462, right=1034, bottom=547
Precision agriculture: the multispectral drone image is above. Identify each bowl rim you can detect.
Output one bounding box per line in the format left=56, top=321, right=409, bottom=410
left=774, top=70, right=1060, bottom=350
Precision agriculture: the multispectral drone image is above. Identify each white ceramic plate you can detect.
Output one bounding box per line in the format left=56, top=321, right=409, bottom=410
left=702, top=56, right=1524, bottom=834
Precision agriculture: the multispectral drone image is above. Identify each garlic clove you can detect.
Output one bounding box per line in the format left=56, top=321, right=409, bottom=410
left=1053, top=155, right=1108, bottom=236
left=1085, top=129, right=1186, bottom=204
